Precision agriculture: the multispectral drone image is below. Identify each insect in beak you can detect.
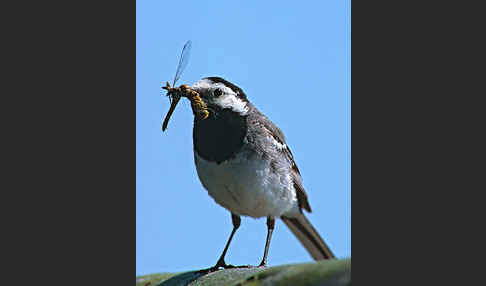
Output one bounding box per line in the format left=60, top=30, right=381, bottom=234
left=161, top=40, right=209, bottom=132
left=161, top=82, right=181, bottom=131
left=161, top=40, right=192, bottom=132
left=162, top=82, right=209, bottom=131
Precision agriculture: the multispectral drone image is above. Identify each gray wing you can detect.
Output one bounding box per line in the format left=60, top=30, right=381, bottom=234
left=246, top=110, right=312, bottom=213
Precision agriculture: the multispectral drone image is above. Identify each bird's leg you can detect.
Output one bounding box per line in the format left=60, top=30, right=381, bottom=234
left=259, top=216, right=275, bottom=267
left=214, top=214, right=241, bottom=268
left=199, top=213, right=241, bottom=273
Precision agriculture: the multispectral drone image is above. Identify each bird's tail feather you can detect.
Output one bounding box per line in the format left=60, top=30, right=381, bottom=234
left=281, top=214, right=335, bottom=260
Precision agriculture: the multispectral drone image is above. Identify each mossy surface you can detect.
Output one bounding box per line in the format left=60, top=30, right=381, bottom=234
left=136, top=259, right=350, bottom=286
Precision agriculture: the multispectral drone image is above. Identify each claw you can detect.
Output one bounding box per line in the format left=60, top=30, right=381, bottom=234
left=197, top=262, right=264, bottom=275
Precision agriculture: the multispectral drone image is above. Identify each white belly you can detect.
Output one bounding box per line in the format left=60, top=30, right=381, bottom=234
left=194, top=150, right=300, bottom=218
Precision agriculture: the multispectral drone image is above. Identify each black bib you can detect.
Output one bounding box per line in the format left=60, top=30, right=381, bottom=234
left=193, top=109, right=247, bottom=164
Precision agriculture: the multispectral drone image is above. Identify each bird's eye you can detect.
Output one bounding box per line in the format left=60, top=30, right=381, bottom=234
left=214, top=88, right=223, bottom=97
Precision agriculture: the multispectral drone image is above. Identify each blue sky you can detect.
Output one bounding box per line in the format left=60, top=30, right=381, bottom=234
left=136, top=0, right=350, bottom=276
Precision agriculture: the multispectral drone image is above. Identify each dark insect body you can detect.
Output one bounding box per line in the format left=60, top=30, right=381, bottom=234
left=161, top=40, right=209, bottom=132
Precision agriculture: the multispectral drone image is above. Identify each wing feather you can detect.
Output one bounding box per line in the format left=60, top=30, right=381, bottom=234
left=247, top=110, right=312, bottom=213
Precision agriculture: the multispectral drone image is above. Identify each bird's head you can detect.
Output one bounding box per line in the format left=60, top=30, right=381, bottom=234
left=191, top=77, right=250, bottom=117
left=162, top=77, right=250, bottom=131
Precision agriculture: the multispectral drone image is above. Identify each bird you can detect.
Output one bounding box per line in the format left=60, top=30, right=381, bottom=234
left=183, top=76, right=335, bottom=272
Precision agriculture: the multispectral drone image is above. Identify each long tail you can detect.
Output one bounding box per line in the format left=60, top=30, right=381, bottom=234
left=281, top=214, right=335, bottom=260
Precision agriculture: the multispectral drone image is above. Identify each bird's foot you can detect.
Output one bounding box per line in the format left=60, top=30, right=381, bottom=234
left=220, top=264, right=267, bottom=270
left=197, top=260, right=267, bottom=274
left=258, top=260, right=268, bottom=268
left=197, top=259, right=236, bottom=274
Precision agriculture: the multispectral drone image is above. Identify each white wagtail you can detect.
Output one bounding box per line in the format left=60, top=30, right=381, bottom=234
left=166, top=76, right=335, bottom=272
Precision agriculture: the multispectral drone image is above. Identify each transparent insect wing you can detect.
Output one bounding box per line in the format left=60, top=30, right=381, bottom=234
left=172, top=40, right=192, bottom=86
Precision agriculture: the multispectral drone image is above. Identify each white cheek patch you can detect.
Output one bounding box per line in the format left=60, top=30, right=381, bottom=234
left=212, top=92, right=249, bottom=115
left=192, top=79, right=249, bottom=115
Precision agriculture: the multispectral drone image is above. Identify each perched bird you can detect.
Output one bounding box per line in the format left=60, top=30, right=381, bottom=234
left=183, top=76, right=335, bottom=271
